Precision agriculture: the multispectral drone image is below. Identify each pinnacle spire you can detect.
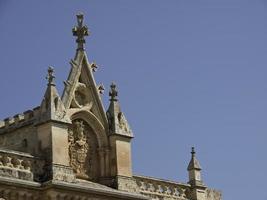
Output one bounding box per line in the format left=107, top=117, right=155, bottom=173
left=187, top=147, right=201, bottom=171
left=107, top=82, right=133, bottom=137
left=191, top=147, right=196, bottom=157
left=109, top=82, right=118, bottom=101
left=72, top=13, right=89, bottom=51
left=46, top=66, right=55, bottom=86
left=39, top=67, right=71, bottom=124
left=187, top=147, right=206, bottom=190
left=62, top=13, right=108, bottom=128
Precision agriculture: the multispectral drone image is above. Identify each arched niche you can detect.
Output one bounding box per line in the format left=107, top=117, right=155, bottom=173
left=68, top=110, right=109, bottom=181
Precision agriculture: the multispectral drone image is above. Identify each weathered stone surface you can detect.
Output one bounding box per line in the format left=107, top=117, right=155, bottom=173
left=68, top=119, right=100, bottom=180
left=206, top=189, right=222, bottom=200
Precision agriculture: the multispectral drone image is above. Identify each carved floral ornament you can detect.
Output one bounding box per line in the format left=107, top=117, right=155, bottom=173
left=117, top=112, right=131, bottom=133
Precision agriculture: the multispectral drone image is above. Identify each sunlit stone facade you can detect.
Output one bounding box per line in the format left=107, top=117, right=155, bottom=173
left=0, top=14, right=222, bottom=200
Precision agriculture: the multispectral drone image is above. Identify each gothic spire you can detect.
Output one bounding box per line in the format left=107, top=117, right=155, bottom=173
left=62, top=13, right=108, bottom=129
left=187, top=147, right=201, bottom=171
left=39, top=67, right=71, bottom=124
left=46, top=66, right=55, bottom=86
left=107, top=83, right=133, bottom=137
left=109, top=82, right=118, bottom=101
left=187, top=147, right=205, bottom=188
left=72, top=13, right=89, bottom=51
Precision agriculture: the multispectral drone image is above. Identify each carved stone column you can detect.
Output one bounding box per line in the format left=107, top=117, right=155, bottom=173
left=98, top=148, right=105, bottom=177
left=104, top=148, right=110, bottom=177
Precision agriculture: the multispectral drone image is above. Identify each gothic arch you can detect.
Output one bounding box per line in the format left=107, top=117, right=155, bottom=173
left=70, top=110, right=108, bottom=148
left=68, top=109, right=110, bottom=179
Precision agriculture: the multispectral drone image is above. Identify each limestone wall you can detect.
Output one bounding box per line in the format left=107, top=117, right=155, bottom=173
left=0, top=125, right=37, bottom=154
left=0, top=108, right=40, bottom=154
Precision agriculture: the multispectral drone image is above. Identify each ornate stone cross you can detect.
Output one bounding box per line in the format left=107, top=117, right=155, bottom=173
left=46, top=66, right=55, bottom=86
left=109, top=82, right=118, bottom=101
left=72, top=13, right=89, bottom=50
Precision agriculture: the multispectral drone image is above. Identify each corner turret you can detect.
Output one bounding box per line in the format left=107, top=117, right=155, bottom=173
left=107, top=83, right=137, bottom=192
left=39, top=67, right=71, bottom=124
left=187, top=147, right=207, bottom=200
left=107, top=82, right=133, bottom=137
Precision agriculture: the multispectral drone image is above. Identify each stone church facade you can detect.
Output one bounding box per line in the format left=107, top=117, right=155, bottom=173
left=0, top=14, right=222, bottom=200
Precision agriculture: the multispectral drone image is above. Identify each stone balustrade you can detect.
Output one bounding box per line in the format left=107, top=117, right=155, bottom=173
left=134, top=175, right=190, bottom=200
left=0, top=149, right=44, bottom=181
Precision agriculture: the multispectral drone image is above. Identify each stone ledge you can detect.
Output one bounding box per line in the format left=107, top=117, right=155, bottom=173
left=0, top=177, right=148, bottom=199
left=45, top=180, right=149, bottom=200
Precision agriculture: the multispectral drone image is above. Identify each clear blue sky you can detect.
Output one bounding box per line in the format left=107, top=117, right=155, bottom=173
left=0, top=1, right=267, bottom=199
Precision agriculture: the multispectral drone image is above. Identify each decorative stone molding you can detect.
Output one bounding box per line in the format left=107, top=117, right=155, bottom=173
left=116, top=175, right=139, bottom=193
left=134, top=175, right=190, bottom=200
left=53, top=194, right=106, bottom=200
left=52, top=164, right=76, bottom=183
left=0, top=188, right=40, bottom=200
left=206, top=188, right=222, bottom=200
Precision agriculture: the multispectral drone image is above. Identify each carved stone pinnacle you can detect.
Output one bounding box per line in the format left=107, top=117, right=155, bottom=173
left=72, top=13, right=90, bottom=51
left=91, top=61, right=98, bottom=72
left=98, top=84, right=105, bottom=94
left=109, top=82, right=118, bottom=101
left=46, top=66, right=55, bottom=86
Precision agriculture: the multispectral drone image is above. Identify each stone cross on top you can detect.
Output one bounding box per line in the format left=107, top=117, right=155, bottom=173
left=191, top=147, right=196, bottom=157
left=46, top=66, right=55, bottom=86
left=109, top=82, right=118, bottom=101
left=72, top=13, right=89, bottom=51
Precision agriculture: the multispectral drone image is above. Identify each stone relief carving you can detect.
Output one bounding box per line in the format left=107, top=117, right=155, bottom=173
left=116, top=176, right=139, bottom=193
left=68, top=119, right=99, bottom=180
left=52, top=164, right=76, bottom=183
left=117, top=112, right=131, bottom=133
left=206, top=188, right=222, bottom=200
left=55, top=110, right=67, bottom=120
left=71, top=82, right=92, bottom=108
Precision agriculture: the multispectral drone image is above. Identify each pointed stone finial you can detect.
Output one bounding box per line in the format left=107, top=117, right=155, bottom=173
left=187, top=147, right=206, bottom=197
left=191, top=147, right=196, bottom=157
left=46, top=66, right=55, bottom=86
left=109, top=82, right=118, bottom=101
left=72, top=13, right=89, bottom=51
left=98, top=83, right=105, bottom=94
left=187, top=146, right=201, bottom=171
left=91, top=61, right=98, bottom=72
